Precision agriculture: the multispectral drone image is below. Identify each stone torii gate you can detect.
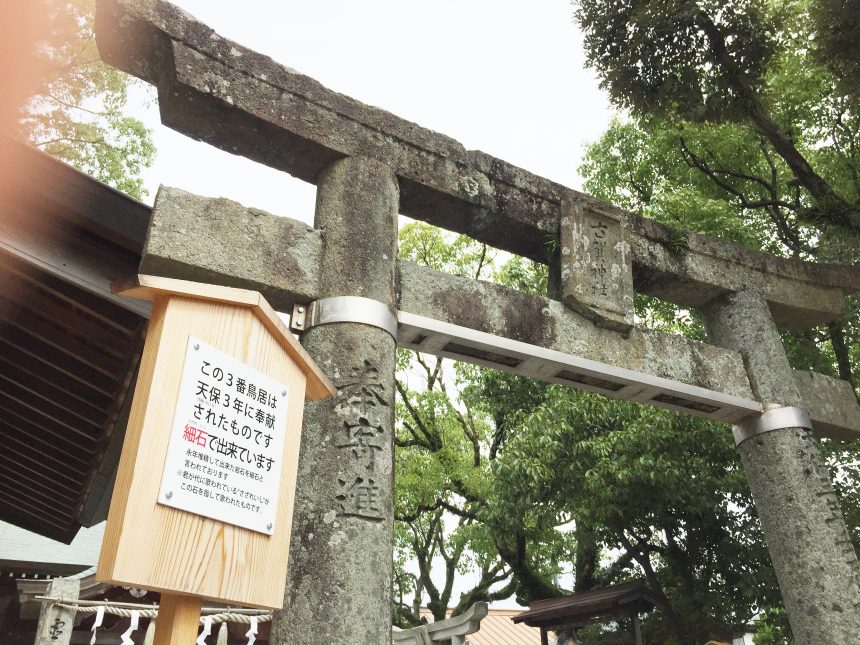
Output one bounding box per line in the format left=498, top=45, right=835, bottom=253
left=96, top=0, right=860, bottom=642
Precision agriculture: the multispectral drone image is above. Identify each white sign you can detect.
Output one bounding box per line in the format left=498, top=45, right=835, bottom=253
left=158, top=336, right=289, bottom=535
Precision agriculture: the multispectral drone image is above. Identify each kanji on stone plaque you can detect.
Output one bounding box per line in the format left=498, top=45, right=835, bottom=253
left=559, top=199, right=634, bottom=332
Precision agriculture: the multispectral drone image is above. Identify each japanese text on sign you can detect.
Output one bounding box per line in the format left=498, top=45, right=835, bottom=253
left=158, top=337, right=289, bottom=534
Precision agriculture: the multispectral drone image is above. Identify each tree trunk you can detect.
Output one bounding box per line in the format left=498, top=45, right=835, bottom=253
left=574, top=523, right=598, bottom=592
left=494, top=531, right=561, bottom=602
left=828, top=319, right=855, bottom=388
left=618, top=532, right=689, bottom=644
left=696, top=11, right=860, bottom=233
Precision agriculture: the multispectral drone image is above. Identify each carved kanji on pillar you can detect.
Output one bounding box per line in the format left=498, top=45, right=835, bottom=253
left=334, top=360, right=388, bottom=521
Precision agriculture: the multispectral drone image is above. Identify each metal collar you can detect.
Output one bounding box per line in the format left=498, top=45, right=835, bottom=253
left=733, top=406, right=812, bottom=446
left=291, top=296, right=398, bottom=340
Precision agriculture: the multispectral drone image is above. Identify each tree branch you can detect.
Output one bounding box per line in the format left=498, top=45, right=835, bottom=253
left=695, top=10, right=860, bottom=233
left=617, top=531, right=687, bottom=642
left=396, top=379, right=440, bottom=451
left=679, top=137, right=817, bottom=256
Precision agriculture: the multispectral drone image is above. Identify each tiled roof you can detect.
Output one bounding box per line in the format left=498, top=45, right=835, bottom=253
left=467, top=608, right=541, bottom=644
left=419, top=607, right=540, bottom=644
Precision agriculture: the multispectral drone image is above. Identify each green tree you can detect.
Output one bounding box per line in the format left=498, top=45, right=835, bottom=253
left=392, top=225, right=791, bottom=643
left=575, top=114, right=860, bottom=640
left=577, top=16, right=860, bottom=388
left=575, top=1, right=860, bottom=640
left=392, top=4, right=860, bottom=638
left=463, top=259, right=784, bottom=643
left=575, top=0, right=860, bottom=240
left=17, top=0, right=154, bottom=199
left=811, top=0, right=860, bottom=100
left=393, top=223, right=518, bottom=627
left=478, top=378, right=781, bottom=643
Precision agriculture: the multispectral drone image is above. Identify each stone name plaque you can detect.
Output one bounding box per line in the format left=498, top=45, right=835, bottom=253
left=158, top=336, right=289, bottom=535
left=560, top=201, right=634, bottom=332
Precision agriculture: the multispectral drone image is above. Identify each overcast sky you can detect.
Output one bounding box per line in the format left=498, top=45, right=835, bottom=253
left=134, top=0, right=615, bottom=228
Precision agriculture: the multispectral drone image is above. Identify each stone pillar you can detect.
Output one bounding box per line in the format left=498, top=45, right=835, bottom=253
left=35, top=578, right=80, bottom=645
left=702, top=290, right=860, bottom=642
left=272, top=156, right=398, bottom=644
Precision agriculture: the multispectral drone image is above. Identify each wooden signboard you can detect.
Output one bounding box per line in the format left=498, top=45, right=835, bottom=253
left=97, top=275, right=334, bottom=641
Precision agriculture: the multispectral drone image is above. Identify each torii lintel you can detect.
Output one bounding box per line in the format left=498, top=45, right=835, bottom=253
left=95, top=0, right=858, bottom=332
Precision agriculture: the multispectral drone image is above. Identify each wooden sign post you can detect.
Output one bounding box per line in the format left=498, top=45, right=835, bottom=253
left=96, top=275, right=334, bottom=644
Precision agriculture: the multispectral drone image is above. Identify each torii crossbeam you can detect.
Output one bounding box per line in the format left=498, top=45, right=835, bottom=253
left=96, top=1, right=860, bottom=642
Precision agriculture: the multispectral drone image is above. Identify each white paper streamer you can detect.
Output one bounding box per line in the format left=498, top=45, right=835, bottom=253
left=143, top=619, right=156, bottom=645
left=90, top=605, right=105, bottom=645
left=196, top=615, right=212, bottom=645
left=245, top=616, right=258, bottom=645
left=120, top=610, right=139, bottom=645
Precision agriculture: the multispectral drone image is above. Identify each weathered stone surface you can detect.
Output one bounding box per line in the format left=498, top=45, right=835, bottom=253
left=93, top=2, right=860, bottom=638
left=141, top=186, right=322, bottom=311
left=626, top=213, right=852, bottom=329
left=141, top=191, right=751, bottom=398
left=703, top=291, right=804, bottom=407
left=139, top=192, right=859, bottom=439
left=400, top=261, right=753, bottom=400
left=140, top=191, right=744, bottom=399
left=703, top=290, right=860, bottom=643
left=35, top=578, right=79, bottom=645
left=96, top=0, right=859, bottom=328
left=793, top=370, right=860, bottom=441
left=271, top=157, right=398, bottom=644
left=392, top=601, right=488, bottom=643
left=559, top=199, right=634, bottom=332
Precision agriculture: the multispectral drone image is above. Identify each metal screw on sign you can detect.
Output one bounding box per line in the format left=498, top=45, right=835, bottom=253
left=194, top=343, right=200, bottom=350
left=281, top=390, right=287, bottom=397
left=165, top=491, right=173, bottom=500
left=267, top=523, right=273, bottom=531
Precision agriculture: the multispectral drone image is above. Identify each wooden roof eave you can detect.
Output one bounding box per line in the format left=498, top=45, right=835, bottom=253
left=512, top=581, right=659, bottom=629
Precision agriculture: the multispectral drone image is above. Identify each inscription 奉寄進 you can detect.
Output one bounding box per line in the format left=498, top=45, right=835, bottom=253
left=333, top=360, right=389, bottom=521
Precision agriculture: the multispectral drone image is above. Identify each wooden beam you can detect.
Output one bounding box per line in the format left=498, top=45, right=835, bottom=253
left=152, top=594, right=202, bottom=645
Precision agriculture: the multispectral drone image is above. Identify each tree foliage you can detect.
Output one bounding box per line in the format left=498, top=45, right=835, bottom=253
left=391, top=225, right=797, bottom=643
left=576, top=0, right=860, bottom=239
left=577, top=0, right=860, bottom=395
left=17, top=0, right=154, bottom=199
left=483, top=383, right=780, bottom=643
left=393, top=223, right=857, bottom=642
left=577, top=0, right=777, bottom=122
left=393, top=223, right=518, bottom=626
left=811, top=0, right=860, bottom=100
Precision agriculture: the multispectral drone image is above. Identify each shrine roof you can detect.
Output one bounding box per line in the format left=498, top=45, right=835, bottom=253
left=0, top=138, right=150, bottom=542
left=512, top=580, right=659, bottom=629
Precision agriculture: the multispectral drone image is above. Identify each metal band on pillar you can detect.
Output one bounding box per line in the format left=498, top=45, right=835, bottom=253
left=291, top=296, right=398, bottom=341
left=733, top=406, right=812, bottom=446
